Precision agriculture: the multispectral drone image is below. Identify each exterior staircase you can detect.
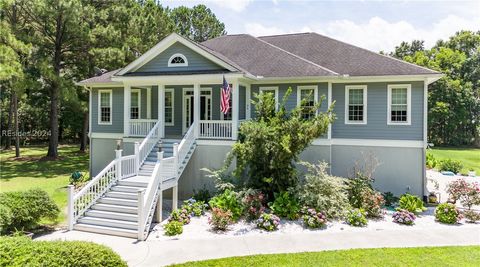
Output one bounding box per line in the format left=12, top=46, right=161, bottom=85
left=69, top=122, right=197, bottom=240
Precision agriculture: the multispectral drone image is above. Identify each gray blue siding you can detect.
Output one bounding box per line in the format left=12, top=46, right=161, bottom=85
left=135, top=42, right=224, bottom=73
left=91, top=88, right=124, bottom=133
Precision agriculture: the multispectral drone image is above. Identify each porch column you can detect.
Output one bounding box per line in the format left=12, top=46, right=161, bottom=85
left=146, top=86, right=152, bottom=119
left=193, top=83, right=200, bottom=138
left=232, top=80, right=239, bottom=140
left=123, top=84, right=131, bottom=136
left=158, top=84, right=165, bottom=138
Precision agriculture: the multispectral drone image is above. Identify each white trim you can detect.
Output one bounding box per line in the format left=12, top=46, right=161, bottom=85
left=130, top=89, right=141, bottom=120
left=387, top=84, right=412, bottom=125
left=196, top=140, right=235, bottom=146
left=164, top=88, right=174, bottom=126
left=113, top=73, right=245, bottom=86
left=344, top=85, right=367, bottom=125
left=88, top=88, right=92, bottom=137
left=117, top=33, right=237, bottom=75
left=167, top=53, right=188, bottom=67
left=296, top=85, right=319, bottom=107
left=123, top=85, right=131, bottom=135
left=249, top=74, right=443, bottom=84
left=259, top=86, right=279, bottom=110
left=310, top=138, right=423, bottom=148
left=90, top=133, right=124, bottom=139
left=183, top=87, right=212, bottom=133
left=97, top=89, right=112, bottom=125
left=146, top=87, right=151, bottom=119
left=122, top=137, right=146, bottom=143
left=423, top=80, right=428, bottom=147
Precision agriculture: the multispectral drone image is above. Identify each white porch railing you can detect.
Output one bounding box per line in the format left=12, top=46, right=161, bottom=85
left=129, top=119, right=157, bottom=137
left=120, top=155, right=137, bottom=178
left=136, top=120, right=161, bottom=170
left=199, top=120, right=232, bottom=139
left=178, top=121, right=196, bottom=164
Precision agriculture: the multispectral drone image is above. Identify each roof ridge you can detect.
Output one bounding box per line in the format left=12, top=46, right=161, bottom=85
left=308, top=32, right=440, bottom=74
left=250, top=34, right=339, bottom=76
left=258, top=32, right=312, bottom=38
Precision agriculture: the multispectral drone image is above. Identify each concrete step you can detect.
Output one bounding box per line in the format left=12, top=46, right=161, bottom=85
left=98, top=197, right=138, bottom=207
left=110, top=185, right=143, bottom=193
left=105, top=191, right=138, bottom=200
left=73, top=223, right=138, bottom=238
left=85, top=210, right=138, bottom=222
left=91, top=203, right=138, bottom=214
left=78, top=216, right=138, bottom=230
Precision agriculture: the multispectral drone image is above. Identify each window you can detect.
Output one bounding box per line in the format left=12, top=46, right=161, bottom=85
left=165, top=89, right=174, bottom=126
left=345, top=85, right=367, bottom=124
left=168, top=53, right=188, bottom=67
left=131, top=89, right=141, bottom=119
left=98, top=90, right=112, bottom=125
left=259, top=87, right=279, bottom=110
left=388, top=84, right=411, bottom=125
left=297, top=86, right=318, bottom=119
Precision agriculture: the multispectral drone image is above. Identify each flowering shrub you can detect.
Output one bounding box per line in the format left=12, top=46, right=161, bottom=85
left=242, top=190, right=266, bottom=221
left=208, top=208, right=233, bottom=231
left=361, top=190, right=385, bottom=218
left=398, top=194, right=427, bottom=214
left=209, top=189, right=243, bottom=221
left=345, top=209, right=367, bottom=227
left=301, top=207, right=327, bottom=229
left=256, top=213, right=281, bottom=231
left=269, top=191, right=300, bottom=220
left=446, top=179, right=480, bottom=208
left=435, top=203, right=462, bottom=224
left=464, top=210, right=480, bottom=223
left=168, top=208, right=191, bottom=225
left=392, top=209, right=416, bottom=225
left=164, top=221, right=183, bottom=236
left=183, top=198, right=207, bottom=217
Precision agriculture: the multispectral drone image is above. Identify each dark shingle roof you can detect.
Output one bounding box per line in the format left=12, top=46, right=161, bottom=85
left=201, top=34, right=337, bottom=77
left=77, top=69, right=120, bottom=85
left=258, top=32, right=439, bottom=76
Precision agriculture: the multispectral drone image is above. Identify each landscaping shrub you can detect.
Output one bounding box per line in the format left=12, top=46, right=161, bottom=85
left=298, top=162, right=350, bottom=219
left=0, top=205, right=12, bottom=235
left=193, top=186, right=212, bottom=203
left=345, top=209, right=368, bottom=227
left=397, top=194, right=427, bottom=214
left=438, top=159, right=463, bottom=174
left=256, top=213, right=281, bottom=231
left=209, top=189, right=243, bottom=221
left=208, top=208, right=233, bottom=231
left=382, top=192, right=399, bottom=207
left=164, top=221, right=183, bottom=236
left=463, top=210, right=480, bottom=223
left=301, top=207, right=327, bottom=229
left=435, top=203, right=462, bottom=224
left=392, top=209, right=416, bottom=225
left=426, top=153, right=438, bottom=169
left=269, top=191, right=300, bottom=220
left=0, top=236, right=126, bottom=266
left=346, top=172, right=374, bottom=209
left=361, top=190, right=385, bottom=218
left=183, top=198, right=207, bottom=217
left=0, top=189, right=59, bottom=234
left=242, top=190, right=266, bottom=221
left=168, top=208, right=191, bottom=225
left=446, top=179, right=480, bottom=208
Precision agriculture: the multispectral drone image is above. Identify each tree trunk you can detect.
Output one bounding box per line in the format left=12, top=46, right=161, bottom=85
left=47, top=81, right=59, bottom=158
left=13, top=92, right=20, bottom=157
left=4, top=90, right=14, bottom=150
left=80, top=111, right=88, bottom=152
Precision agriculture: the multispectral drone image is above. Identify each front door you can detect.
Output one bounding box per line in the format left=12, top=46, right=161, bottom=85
left=183, top=89, right=212, bottom=133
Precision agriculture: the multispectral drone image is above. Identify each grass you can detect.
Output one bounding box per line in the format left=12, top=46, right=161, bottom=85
left=428, top=147, right=480, bottom=174
left=0, top=145, right=88, bottom=224
left=171, top=246, right=480, bottom=267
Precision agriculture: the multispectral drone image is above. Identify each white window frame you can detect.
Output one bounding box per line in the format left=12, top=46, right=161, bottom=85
left=344, top=85, right=367, bottom=125
left=130, top=89, right=141, bottom=120
left=387, top=84, right=411, bottom=125
left=164, top=88, right=174, bottom=126
left=259, top=86, right=279, bottom=110
left=168, top=53, right=188, bottom=67
left=98, top=89, right=112, bottom=125
left=297, top=85, right=319, bottom=118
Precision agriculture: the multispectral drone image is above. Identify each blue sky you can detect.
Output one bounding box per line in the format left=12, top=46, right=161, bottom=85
left=160, top=0, right=480, bottom=52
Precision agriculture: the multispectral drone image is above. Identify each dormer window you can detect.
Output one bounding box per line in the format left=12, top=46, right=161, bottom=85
left=168, top=53, right=188, bottom=67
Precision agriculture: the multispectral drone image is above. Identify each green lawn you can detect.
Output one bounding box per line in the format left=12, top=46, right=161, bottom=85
left=0, top=145, right=88, bottom=224
left=428, top=147, right=480, bottom=174
left=172, top=246, right=480, bottom=267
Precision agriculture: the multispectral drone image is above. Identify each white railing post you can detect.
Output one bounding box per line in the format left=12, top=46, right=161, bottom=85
left=115, top=147, right=122, bottom=180
left=193, top=83, right=200, bottom=139
left=155, top=151, right=164, bottom=223
left=172, top=185, right=178, bottom=211
left=124, top=84, right=131, bottom=136
left=134, top=142, right=140, bottom=173
left=173, top=143, right=179, bottom=178
left=67, top=185, right=74, bottom=230
left=137, top=189, right=145, bottom=240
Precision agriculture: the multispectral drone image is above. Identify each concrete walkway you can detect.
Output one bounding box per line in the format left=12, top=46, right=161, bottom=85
left=38, top=226, right=480, bottom=266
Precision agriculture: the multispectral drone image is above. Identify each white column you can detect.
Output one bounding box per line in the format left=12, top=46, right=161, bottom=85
left=115, top=148, right=122, bottom=179
left=124, top=84, right=131, bottom=136
left=67, top=185, right=74, bottom=230
left=193, top=83, right=200, bottom=138
left=134, top=142, right=140, bottom=174
left=146, top=87, right=151, bottom=119
left=246, top=84, right=251, bottom=119
left=155, top=151, right=164, bottom=223
left=232, top=80, right=239, bottom=140
left=158, top=84, right=165, bottom=138
left=172, top=185, right=178, bottom=210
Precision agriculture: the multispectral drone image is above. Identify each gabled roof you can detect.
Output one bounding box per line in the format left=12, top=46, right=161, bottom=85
left=76, top=69, right=121, bottom=86
left=258, top=32, right=440, bottom=76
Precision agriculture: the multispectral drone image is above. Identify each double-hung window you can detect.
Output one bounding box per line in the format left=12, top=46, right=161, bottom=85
left=345, top=85, right=367, bottom=124
left=165, top=89, right=174, bottom=125
left=131, top=89, right=141, bottom=119
left=98, top=90, right=112, bottom=125
left=388, top=84, right=411, bottom=125
left=297, top=86, right=318, bottom=119
left=259, top=87, right=279, bottom=110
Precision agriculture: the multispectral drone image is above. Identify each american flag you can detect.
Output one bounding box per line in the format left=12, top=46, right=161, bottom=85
left=220, top=76, right=231, bottom=114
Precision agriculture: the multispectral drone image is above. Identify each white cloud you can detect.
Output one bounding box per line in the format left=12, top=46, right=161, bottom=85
left=245, top=15, right=480, bottom=52
left=208, top=0, right=253, bottom=12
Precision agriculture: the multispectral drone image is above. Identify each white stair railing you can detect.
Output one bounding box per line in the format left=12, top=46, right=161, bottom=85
left=137, top=120, right=162, bottom=171
left=177, top=121, right=196, bottom=169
